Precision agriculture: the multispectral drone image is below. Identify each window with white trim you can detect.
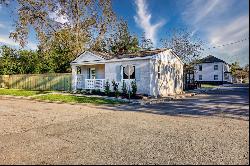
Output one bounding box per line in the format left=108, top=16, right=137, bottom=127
left=214, top=75, right=218, bottom=80
left=214, top=65, right=218, bottom=70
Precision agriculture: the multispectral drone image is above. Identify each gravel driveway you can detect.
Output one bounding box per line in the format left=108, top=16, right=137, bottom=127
left=0, top=95, right=248, bottom=165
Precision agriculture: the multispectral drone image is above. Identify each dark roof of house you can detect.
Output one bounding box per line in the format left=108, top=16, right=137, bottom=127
left=198, top=55, right=226, bottom=63
left=90, top=48, right=168, bottom=60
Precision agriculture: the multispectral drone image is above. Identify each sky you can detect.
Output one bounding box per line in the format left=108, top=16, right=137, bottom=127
left=0, top=0, right=249, bottom=66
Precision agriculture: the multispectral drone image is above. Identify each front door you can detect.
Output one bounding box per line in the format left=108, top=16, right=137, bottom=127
left=89, top=68, right=96, bottom=79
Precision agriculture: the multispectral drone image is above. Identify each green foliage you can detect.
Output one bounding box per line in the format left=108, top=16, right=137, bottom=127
left=0, top=88, right=50, bottom=96
left=0, top=45, right=51, bottom=75
left=121, top=80, right=128, bottom=96
left=101, top=20, right=140, bottom=55
left=104, top=80, right=111, bottom=95
left=111, top=80, right=119, bottom=98
left=34, top=94, right=124, bottom=104
left=230, top=61, right=241, bottom=77
left=131, top=80, right=137, bottom=96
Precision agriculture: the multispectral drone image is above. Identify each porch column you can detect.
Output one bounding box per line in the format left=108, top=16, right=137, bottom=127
left=72, top=65, right=77, bottom=91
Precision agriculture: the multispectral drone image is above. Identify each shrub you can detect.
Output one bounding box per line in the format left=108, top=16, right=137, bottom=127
left=112, top=80, right=119, bottom=98
left=131, top=80, right=137, bottom=96
left=121, top=80, right=128, bottom=97
left=104, top=80, right=111, bottom=95
left=92, top=89, right=101, bottom=95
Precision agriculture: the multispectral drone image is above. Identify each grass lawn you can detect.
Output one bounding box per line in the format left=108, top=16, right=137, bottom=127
left=33, top=94, right=125, bottom=105
left=201, top=84, right=218, bottom=88
left=0, top=88, right=51, bottom=97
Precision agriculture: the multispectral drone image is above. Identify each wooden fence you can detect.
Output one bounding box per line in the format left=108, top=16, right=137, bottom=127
left=0, top=73, right=72, bottom=91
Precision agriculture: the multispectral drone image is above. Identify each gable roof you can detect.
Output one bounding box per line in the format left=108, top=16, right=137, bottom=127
left=71, top=48, right=183, bottom=65
left=90, top=48, right=168, bottom=60
left=199, top=55, right=226, bottom=63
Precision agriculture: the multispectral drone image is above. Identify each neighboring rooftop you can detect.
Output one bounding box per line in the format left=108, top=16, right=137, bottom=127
left=198, top=55, right=226, bottom=63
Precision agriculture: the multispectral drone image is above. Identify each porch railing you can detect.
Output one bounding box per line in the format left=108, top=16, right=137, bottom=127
left=85, top=79, right=105, bottom=90
left=76, top=74, right=105, bottom=90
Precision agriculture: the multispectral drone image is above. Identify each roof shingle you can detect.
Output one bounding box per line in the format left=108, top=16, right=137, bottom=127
left=91, top=48, right=168, bottom=60
left=199, top=55, right=226, bottom=63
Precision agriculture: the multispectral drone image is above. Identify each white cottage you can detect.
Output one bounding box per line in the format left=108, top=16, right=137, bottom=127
left=71, top=49, right=184, bottom=97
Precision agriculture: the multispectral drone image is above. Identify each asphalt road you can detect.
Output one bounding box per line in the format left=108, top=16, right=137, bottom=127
left=114, top=83, right=249, bottom=121
left=0, top=84, right=249, bottom=164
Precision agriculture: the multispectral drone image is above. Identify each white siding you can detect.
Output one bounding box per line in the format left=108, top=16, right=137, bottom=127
left=71, top=51, right=184, bottom=96
left=150, top=51, right=184, bottom=97
left=105, top=59, right=151, bottom=95
left=195, top=62, right=224, bottom=81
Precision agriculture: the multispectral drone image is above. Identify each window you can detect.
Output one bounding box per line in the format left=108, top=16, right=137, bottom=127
left=76, top=66, right=81, bottom=74
left=214, top=75, right=218, bottom=80
left=158, top=65, right=161, bottom=79
left=123, top=66, right=135, bottom=79
left=199, top=75, right=202, bottom=80
left=214, top=65, right=218, bottom=70
left=199, top=65, right=202, bottom=71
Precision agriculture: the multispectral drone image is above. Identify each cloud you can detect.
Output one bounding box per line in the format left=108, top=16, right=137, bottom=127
left=208, top=15, right=249, bottom=45
left=182, top=0, right=223, bottom=25
left=0, top=35, right=19, bottom=47
left=0, top=23, right=5, bottom=29
left=0, top=35, right=37, bottom=50
left=134, top=0, right=165, bottom=46
left=49, top=9, right=69, bottom=24
left=182, top=0, right=249, bottom=66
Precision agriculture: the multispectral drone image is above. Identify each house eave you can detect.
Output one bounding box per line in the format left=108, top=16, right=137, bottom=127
left=71, top=56, right=153, bottom=66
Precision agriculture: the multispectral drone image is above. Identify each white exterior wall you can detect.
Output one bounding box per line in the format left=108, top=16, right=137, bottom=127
left=105, top=59, right=151, bottom=95
left=150, top=51, right=184, bottom=97
left=194, top=62, right=232, bottom=83
left=195, top=62, right=224, bottom=82
left=71, top=51, right=184, bottom=96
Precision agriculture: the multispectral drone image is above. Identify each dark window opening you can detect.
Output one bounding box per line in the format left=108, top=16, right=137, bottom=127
left=123, top=66, right=135, bottom=79
left=199, top=75, right=202, bottom=80
left=199, top=65, right=202, bottom=71
left=158, top=65, right=161, bottom=79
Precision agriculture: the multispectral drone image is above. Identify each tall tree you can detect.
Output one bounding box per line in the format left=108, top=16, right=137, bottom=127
left=99, top=20, right=140, bottom=54
left=140, top=32, right=153, bottom=51
left=161, top=28, right=203, bottom=63
left=230, top=61, right=241, bottom=76
left=8, top=0, right=116, bottom=58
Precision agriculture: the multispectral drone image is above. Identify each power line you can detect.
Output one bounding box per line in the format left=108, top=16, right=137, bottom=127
left=207, top=37, right=249, bottom=50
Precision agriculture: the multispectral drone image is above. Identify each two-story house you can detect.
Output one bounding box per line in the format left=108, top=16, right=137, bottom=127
left=194, top=55, right=233, bottom=84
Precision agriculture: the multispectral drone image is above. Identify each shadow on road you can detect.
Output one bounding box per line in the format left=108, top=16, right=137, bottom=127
left=91, top=85, right=249, bottom=121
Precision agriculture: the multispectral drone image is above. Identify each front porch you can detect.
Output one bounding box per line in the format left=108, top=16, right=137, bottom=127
left=76, top=77, right=105, bottom=90
left=72, top=64, right=106, bottom=91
